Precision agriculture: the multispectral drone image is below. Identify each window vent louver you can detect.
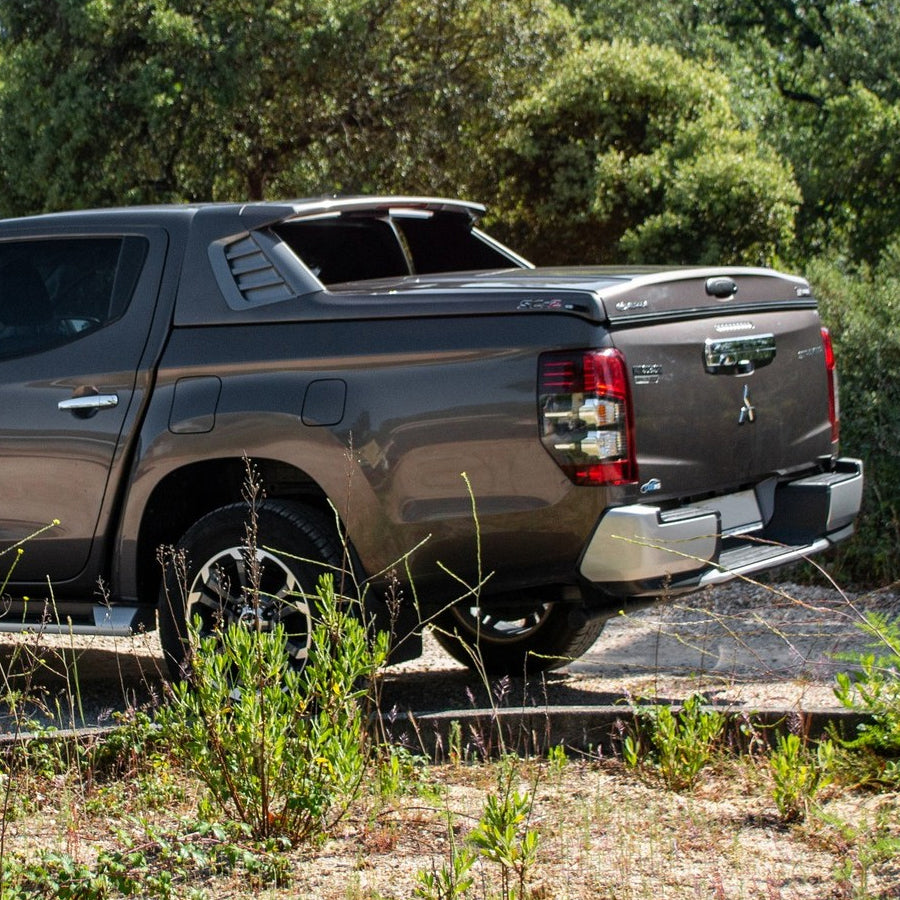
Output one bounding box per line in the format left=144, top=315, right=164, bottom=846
left=223, top=233, right=295, bottom=306
left=209, top=228, right=320, bottom=311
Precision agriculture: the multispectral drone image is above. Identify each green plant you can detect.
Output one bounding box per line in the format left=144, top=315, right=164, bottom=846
left=546, top=743, right=568, bottom=776
left=468, top=757, right=540, bottom=900
left=448, top=719, right=463, bottom=766
left=833, top=611, right=900, bottom=787
left=414, top=823, right=476, bottom=900
left=1, top=818, right=290, bottom=899
left=157, top=572, right=388, bottom=845
left=622, top=693, right=726, bottom=791
left=769, top=733, right=834, bottom=823
left=376, top=744, right=430, bottom=801
left=825, top=803, right=900, bottom=899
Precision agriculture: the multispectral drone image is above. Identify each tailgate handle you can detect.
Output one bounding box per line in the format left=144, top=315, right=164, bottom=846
left=704, top=334, right=776, bottom=375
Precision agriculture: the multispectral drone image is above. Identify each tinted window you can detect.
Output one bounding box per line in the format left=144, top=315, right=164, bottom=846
left=397, top=214, right=519, bottom=273
left=276, top=212, right=522, bottom=286
left=0, top=236, right=148, bottom=360
left=277, top=219, right=409, bottom=284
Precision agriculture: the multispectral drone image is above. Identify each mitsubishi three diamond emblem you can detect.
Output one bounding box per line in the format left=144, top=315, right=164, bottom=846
left=739, top=384, right=756, bottom=424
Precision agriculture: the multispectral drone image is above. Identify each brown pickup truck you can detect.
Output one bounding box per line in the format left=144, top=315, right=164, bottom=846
left=0, top=197, right=862, bottom=677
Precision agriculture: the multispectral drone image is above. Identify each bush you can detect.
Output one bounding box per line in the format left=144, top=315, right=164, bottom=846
left=769, top=733, right=834, bottom=823
left=833, top=611, right=900, bottom=788
left=809, top=252, right=900, bottom=585
left=492, top=39, right=799, bottom=266
left=157, top=573, right=389, bottom=845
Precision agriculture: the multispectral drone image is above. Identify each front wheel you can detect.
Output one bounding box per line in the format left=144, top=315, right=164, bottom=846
left=158, top=500, right=346, bottom=680
left=430, top=596, right=605, bottom=675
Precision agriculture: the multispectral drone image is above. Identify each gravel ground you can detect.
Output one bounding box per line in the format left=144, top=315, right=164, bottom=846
left=0, top=579, right=896, bottom=735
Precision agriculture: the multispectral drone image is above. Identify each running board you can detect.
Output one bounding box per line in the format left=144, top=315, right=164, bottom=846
left=0, top=605, right=155, bottom=637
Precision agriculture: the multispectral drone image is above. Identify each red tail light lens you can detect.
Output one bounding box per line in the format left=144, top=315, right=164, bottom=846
left=539, top=348, right=637, bottom=485
left=821, top=326, right=840, bottom=444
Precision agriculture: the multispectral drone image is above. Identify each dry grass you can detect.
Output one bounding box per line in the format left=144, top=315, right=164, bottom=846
left=1, top=579, right=899, bottom=898
left=1, top=742, right=899, bottom=899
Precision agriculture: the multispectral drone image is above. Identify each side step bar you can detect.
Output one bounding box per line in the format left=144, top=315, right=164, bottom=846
left=0, top=605, right=155, bottom=637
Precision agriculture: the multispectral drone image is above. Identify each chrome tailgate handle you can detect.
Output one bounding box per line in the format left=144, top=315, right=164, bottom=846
left=704, top=334, right=776, bottom=374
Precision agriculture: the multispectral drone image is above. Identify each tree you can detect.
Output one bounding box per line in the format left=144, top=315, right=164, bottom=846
left=0, top=0, right=572, bottom=213
left=490, top=40, right=799, bottom=266
left=563, top=0, right=900, bottom=262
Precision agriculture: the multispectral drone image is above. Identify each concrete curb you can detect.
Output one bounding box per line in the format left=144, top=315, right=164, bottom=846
left=387, top=705, right=872, bottom=760
left=0, top=705, right=872, bottom=763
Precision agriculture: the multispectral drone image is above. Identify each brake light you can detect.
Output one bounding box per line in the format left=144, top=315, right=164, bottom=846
left=821, top=327, right=839, bottom=444
left=539, top=348, right=637, bottom=485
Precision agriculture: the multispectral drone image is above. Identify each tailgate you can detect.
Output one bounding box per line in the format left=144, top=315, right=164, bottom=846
left=604, top=271, right=833, bottom=500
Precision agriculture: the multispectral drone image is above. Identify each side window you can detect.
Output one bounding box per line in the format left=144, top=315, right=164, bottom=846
left=0, top=236, right=148, bottom=360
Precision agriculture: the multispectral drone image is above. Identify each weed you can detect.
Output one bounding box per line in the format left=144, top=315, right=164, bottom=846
left=815, top=802, right=900, bottom=899
left=414, top=823, right=476, bottom=900
left=832, top=611, right=900, bottom=787
left=376, top=744, right=430, bottom=801
left=448, top=719, right=463, bottom=765
left=1, top=818, right=289, bottom=898
left=158, top=572, right=387, bottom=845
left=469, top=785, right=540, bottom=899
left=769, top=732, right=834, bottom=823
left=546, top=743, right=567, bottom=770
left=622, top=693, right=726, bottom=791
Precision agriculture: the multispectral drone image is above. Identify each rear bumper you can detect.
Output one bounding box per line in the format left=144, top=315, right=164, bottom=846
left=579, top=457, right=863, bottom=597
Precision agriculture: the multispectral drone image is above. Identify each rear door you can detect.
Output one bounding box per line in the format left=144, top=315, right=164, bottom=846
left=0, top=230, right=167, bottom=583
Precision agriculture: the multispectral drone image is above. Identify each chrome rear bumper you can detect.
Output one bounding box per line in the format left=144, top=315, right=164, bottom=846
left=579, top=458, right=863, bottom=596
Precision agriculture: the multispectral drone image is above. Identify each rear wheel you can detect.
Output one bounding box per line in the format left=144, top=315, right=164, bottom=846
left=430, top=595, right=605, bottom=675
left=158, top=500, right=345, bottom=680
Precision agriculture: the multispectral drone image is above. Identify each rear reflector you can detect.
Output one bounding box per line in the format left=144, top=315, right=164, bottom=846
left=539, top=349, right=637, bottom=485
left=821, top=327, right=840, bottom=444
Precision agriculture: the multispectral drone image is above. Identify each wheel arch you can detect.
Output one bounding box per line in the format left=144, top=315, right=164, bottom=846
left=131, top=456, right=334, bottom=607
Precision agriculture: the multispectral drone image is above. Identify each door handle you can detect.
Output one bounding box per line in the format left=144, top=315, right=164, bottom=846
left=58, top=394, right=119, bottom=417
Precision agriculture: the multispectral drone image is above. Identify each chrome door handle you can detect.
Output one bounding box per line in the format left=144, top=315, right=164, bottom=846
left=58, top=394, right=119, bottom=412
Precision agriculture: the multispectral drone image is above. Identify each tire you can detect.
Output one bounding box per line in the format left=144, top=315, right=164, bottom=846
left=158, top=500, right=346, bottom=680
left=430, top=596, right=606, bottom=676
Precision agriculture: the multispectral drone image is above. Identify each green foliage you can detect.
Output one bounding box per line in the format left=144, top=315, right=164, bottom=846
left=2, top=820, right=289, bottom=898
left=623, top=693, right=726, bottom=791
left=468, top=764, right=540, bottom=900
left=157, top=573, right=388, bottom=845
left=376, top=745, right=430, bottom=801
left=809, top=255, right=900, bottom=585
left=415, top=758, right=540, bottom=900
left=414, top=833, right=476, bottom=900
left=769, top=733, right=834, bottom=823
left=833, top=612, right=900, bottom=787
left=546, top=743, right=568, bottom=776
left=827, top=804, right=900, bottom=898
left=0, top=0, right=899, bottom=273
left=492, top=39, right=799, bottom=266
left=566, top=0, right=900, bottom=262
left=0, top=0, right=572, bottom=213
left=801, top=86, right=900, bottom=261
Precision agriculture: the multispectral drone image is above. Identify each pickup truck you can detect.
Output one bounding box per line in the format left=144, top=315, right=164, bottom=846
left=0, top=197, right=862, bottom=678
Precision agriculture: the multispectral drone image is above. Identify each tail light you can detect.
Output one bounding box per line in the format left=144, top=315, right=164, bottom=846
left=539, top=348, right=637, bottom=485
left=821, top=327, right=840, bottom=444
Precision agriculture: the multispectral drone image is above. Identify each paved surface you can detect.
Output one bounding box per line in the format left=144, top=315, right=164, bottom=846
left=0, top=581, right=893, bottom=738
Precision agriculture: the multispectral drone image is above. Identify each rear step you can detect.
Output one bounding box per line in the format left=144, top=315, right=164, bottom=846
left=677, top=533, right=841, bottom=590
left=0, top=605, right=155, bottom=637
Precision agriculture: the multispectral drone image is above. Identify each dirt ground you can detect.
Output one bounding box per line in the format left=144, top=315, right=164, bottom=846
left=1, top=580, right=899, bottom=898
